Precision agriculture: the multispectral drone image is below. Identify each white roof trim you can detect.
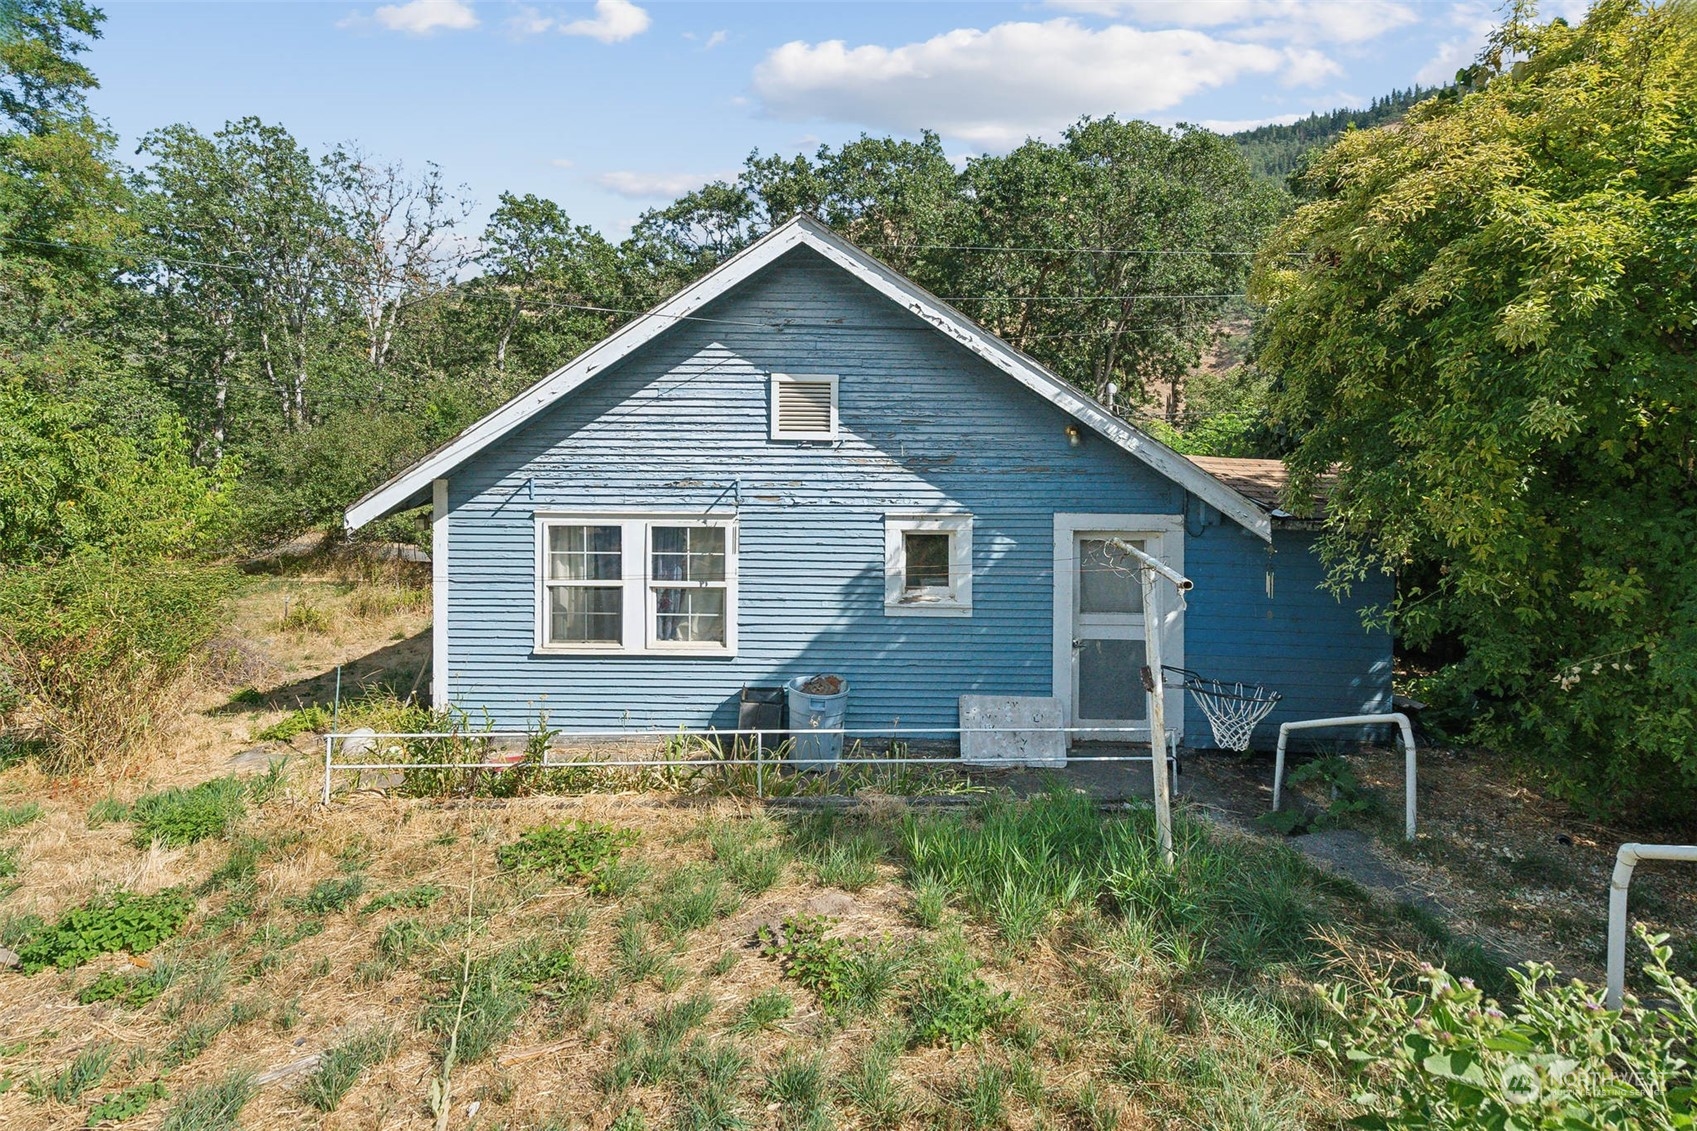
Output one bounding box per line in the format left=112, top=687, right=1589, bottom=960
left=346, top=216, right=1271, bottom=541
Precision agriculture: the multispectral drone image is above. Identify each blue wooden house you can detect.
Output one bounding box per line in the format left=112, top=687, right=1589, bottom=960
left=347, top=216, right=1391, bottom=749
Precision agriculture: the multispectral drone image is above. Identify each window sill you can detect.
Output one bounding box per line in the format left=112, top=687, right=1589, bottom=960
left=884, top=601, right=972, bottom=619
left=531, top=646, right=738, bottom=659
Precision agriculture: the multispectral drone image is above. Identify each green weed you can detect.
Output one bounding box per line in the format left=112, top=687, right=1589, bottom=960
left=25, top=1041, right=112, bottom=1103
left=907, top=947, right=1014, bottom=1048
left=15, top=889, right=193, bottom=973
left=708, top=820, right=789, bottom=894
left=957, top=1061, right=1005, bottom=1130
left=87, top=1081, right=169, bottom=1123
left=253, top=706, right=330, bottom=743
left=287, top=875, right=367, bottom=915
left=361, top=883, right=442, bottom=913
left=294, top=1025, right=397, bottom=1112
left=159, top=1070, right=254, bottom=1131
left=759, top=915, right=904, bottom=1018
left=497, top=821, right=637, bottom=884
left=128, top=778, right=250, bottom=847
left=732, top=989, right=793, bottom=1034
left=838, top=1039, right=908, bottom=1128
left=0, top=800, right=42, bottom=831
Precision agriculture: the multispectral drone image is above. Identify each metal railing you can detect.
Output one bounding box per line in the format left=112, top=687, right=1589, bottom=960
left=1272, top=713, right=1417, bottom=840
left=1606, top=842, right=1697, bottom=1010
left=319, top=725, right=1179, bottom=805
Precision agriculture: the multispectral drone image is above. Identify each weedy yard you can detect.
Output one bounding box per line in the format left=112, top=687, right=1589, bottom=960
left=0, top=561, right=1692, bottom=1131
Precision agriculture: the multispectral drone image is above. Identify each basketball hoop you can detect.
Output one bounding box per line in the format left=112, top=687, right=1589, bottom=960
left=1163, top=666, right=1281, bottom=752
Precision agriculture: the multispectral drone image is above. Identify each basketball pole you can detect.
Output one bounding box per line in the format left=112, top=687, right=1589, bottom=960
left=1107, top=539, right=1192, bottom=871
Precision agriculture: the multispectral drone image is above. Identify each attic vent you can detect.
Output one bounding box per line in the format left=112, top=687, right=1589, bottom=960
left=770, top=373, right=838, bottom=441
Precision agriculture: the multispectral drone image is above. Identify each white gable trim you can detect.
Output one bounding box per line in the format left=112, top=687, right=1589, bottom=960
left=346, top=216, right=1270, bottom=541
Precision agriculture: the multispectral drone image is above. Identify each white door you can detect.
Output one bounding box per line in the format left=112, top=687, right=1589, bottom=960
left=1053, top=515, right=1184, bottom=743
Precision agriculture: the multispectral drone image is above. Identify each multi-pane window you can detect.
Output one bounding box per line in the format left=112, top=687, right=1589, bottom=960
left=537, top=516, right=736, bottom=653
left=884, top=514, right=973, bottom=616
left=651, top=525, right=728, bottom=645
left=545, top=525, right=623, bottom=644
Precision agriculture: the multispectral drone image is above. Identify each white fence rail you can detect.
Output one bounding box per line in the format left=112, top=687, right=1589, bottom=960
left=319, top=725, right=1177, bottom=805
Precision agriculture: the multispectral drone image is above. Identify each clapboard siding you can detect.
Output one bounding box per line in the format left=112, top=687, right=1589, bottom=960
left=442, top=245, right=1390, bottom=744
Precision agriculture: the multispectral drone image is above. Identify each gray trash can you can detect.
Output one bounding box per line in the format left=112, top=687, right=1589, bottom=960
left=787, top=674, right=849, bottom=771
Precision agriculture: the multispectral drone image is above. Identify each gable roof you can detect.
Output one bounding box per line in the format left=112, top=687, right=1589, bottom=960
left=346, top=215, right=1272, bottom=541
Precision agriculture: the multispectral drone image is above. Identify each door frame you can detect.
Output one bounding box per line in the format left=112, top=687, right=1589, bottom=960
left=1052, top=513, right=1185, bottom=743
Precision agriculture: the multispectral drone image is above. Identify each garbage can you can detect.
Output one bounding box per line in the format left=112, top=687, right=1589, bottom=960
left=786, top=674, right=849, bottom=771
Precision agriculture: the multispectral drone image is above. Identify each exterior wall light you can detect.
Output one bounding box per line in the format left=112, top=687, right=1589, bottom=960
left=1065, top=424, right=1082, bottom=447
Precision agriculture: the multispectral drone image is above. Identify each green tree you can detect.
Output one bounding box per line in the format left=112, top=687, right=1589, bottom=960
left=955, top=118, right=1283, bottom=415
left=1252, top=0, right=1697, bottom=814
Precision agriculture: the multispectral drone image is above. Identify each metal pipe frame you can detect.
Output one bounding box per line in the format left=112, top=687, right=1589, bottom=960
left=1272, top=712, right=1417, bottom=841
left=319, top=725, right=1180, bottom=805
left=1606, top=842, right=1697, bottom=1010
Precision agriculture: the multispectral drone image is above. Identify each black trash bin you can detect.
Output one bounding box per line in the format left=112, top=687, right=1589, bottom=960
left=738, top=686, right=786, bottom=735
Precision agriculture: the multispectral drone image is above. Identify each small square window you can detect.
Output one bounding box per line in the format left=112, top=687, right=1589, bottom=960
left=885, top=515, right=972, bottom=617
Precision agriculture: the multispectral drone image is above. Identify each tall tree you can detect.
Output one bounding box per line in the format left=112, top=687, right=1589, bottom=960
left=1252, top=0, right=1697, bottom=814
left=955, top=118, right=1283, bottom=415
left=139, top=118, right=337, bottom=438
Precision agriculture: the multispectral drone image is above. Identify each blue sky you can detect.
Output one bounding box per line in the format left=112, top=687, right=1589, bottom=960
left=87, top=1, right=1581, bottom=238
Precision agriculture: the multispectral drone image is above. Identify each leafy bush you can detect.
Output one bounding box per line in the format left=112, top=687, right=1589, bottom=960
left=0, top=557, right=236, bottom=773
left=1333, top=930, right=1696, bottom=1128
left=496, top=821, right=636, bottom=884
left=361, top=883, right=442, bottom=914
left=14, top=889, right=194, bottom=973
left=128, top=777, right=250, bottom=847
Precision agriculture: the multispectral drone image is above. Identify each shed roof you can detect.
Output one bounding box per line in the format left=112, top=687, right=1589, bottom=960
left=346, top=216, right=1274, bottom=541
left=1189, top=457, right=1329, bottom=521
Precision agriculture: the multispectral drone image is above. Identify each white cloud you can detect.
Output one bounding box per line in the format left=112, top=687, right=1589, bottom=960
left=1192, top=112, right=1306, bottom=133
left=560, top=0, right=650, bottom=43
left=550, top=157, right=575, bottom=168
left=594, top=170, right=732, bottom=198
left=504, top=5, right=554, bottom=36
left=1051, top=1, right=1419, bottom=45
left=1280, top=47, right=1342, bottom=86
left=1412, top=0, right=1498, bottom=85
left=367, top=0, right=478, bottom=35
left=752, top=18, right=1330, bottom=149
left=705, top=29, right=728, bottom=49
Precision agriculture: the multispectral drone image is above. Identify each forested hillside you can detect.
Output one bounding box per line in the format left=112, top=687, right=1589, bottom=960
left=1230, top=86, right=1443, bottom=180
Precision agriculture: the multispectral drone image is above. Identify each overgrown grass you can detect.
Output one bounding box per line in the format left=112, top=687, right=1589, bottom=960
left=127, top=776, right=251, bottom=847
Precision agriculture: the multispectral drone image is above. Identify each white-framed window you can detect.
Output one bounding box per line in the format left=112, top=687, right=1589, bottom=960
left=536, top=514, right=737, bottom=655
left=770, top=373, right=838, bottom=441
left=884, top=514, right=973, bottom=617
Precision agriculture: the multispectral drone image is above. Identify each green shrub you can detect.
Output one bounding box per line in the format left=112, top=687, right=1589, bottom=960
left=0, top=556, right=235, bottom=773
left=87, top=1081, right=169, bottom=1123
left=496, top=821, right=636, bottom=884
left=77, top=970, right=166, bottom=1007
left=1333, top=930, right=1696, bottom=1129
left=0, top=801, right=42, bottom=831
left=14, top=889, right=193, bottom=973
left=758, top=915, right=904, bottom=1019
left=128, top=777, right=249, bottom=847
